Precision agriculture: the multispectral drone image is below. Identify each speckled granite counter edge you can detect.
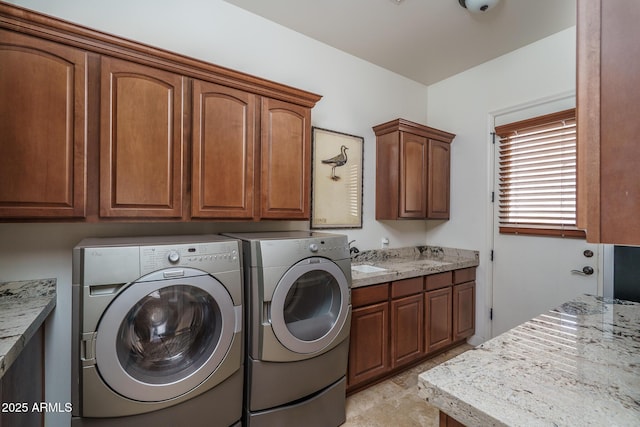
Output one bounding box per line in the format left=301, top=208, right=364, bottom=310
left=417, top=294, right=640, bottom=427
left=0, top=279, right=56, bottom=379
left=351, top=246, right=479, bottom=288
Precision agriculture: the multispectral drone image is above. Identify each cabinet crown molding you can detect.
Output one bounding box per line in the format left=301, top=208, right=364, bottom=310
left=0, top=2, right=322, bottom=108
left=372, top=118, right=455, bottom=143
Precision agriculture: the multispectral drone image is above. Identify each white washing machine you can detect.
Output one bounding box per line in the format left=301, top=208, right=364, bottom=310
left=224, top=231, right=351, bottom=427
left=71, top=235, right=243, bottom=427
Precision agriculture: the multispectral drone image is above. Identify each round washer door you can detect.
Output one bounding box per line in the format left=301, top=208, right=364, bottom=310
left=270, top=257, right=349, bottom=354
left=95, top=269, right=236, bottom=402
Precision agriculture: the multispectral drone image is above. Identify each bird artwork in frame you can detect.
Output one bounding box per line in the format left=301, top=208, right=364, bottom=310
left=311, top=127, right=363, bottom=229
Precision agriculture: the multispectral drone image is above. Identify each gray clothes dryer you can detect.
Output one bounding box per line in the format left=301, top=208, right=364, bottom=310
left=71, top=235, right=243, bottom=427
left=224, top=231, right=352, bottom=427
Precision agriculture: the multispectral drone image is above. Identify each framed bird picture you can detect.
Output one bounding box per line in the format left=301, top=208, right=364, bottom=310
left=311, top=127, right=364, bottom=229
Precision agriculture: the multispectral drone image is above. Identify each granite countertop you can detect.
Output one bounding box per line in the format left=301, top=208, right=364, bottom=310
left=0, top=279, right=56, bottom=379
left=418, top=294, right=640, bottom=426
left=350, top=246, right=479, bottom=288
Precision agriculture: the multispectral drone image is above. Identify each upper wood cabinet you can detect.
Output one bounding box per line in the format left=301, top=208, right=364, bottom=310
left=0, top=2, right=321, bottom=222
left=260, top=98, right=311, bottom=219
left=0, top=29, right=87, bottom=219
left=99, top=57, right=185, bottom=219
left=400, top=133, right=428, bottom=218
left=427, top=140, right=451, bottom=219
left=576, top=0, right=640, bottom=244
left=191, top=80, right=257, bottom=219
left=374, top=119, right=454, bottom=220
left=191, top=88, right=311, bottom=220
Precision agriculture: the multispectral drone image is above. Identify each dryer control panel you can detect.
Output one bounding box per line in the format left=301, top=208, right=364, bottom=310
left=257, top=236, right=350, bottom=268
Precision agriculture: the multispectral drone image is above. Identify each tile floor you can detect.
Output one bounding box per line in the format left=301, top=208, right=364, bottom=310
left=341, top=344, right=473, bottom=427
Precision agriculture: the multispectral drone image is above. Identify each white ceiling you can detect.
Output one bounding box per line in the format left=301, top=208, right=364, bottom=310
left=223, top=0, right=576, bottom=86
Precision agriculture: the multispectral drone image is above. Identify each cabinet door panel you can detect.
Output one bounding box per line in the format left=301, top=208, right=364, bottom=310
left=0, top=30, right=86, bottom=218
left=427, top=139, right=450, bottom=219
left=348, top=302, right=389, bottom=388
left=425, top=287, right=453, bottom=353
left=399, top=133, right=427, bottom=218
left=100, top=57, right=184, bottom=218
left=391, top=294, right=424, bottom=368
left=453, top=282, right=476, bottom=341
left=192, top=81, right=256, bottom=218
left=260, top=98, right=310, bottom=219
left=375, top=132, right=400, bottom=220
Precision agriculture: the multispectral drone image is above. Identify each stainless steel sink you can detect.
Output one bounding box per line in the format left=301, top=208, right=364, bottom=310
left=351, top=264, right=388, bottom=273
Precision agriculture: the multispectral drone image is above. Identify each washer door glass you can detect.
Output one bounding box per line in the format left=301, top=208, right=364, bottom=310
left=270, top=258, right=349, bottom=354
left=117, top=285, right=218, bottom=384
left=95, top=270, right=237, bottom=402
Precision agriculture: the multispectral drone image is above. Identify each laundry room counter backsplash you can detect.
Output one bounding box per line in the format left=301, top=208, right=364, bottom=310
left=0, top=279, right=56, bottom=379
left=350, top=246, right=479, bottom=288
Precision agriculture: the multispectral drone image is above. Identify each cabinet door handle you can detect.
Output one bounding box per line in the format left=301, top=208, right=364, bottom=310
left=571, top=266, right=594, bottom=276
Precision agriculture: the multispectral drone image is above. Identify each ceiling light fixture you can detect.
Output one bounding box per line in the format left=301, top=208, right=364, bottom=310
left=390, top=0, right=404, bottom=4
left=458, top=0, right=500, bottom=13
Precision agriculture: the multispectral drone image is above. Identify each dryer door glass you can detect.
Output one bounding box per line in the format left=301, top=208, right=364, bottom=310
left=270, top=258, right=350, bottom=354
left=116, top=285, right=221, bottom=384
left=283, top=270, right=340, bottom=341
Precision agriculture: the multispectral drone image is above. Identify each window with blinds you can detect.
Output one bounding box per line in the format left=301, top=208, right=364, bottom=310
left=494, top=108, right=585, bottom=238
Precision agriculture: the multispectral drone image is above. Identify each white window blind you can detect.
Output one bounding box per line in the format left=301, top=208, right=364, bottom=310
left=494, top=109, right=585, bottom=238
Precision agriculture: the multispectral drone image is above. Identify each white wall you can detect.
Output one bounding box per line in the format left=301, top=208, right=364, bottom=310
left=2, top=1, right=430, bottom=425
left=425, top=27, right=578, bottom=344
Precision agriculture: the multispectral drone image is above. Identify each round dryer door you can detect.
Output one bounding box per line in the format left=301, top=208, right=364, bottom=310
left=95, top=268, right=237, bottom=402
left=270, top=257, right=349, bottom=354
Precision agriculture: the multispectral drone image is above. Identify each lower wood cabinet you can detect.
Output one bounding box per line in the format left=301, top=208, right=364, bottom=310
left=347, top=268, right=476, bottom=394
left=348, top=284, right=390, bottom=387
left=391, top=293, right=424, bottom=368
left=439, top=411, right=467, bottom=427
left=425, top=286, right=453, bottom=353
left=348, top=301, right=390, bottom=386
left=453, top=269, right=476, bottom=342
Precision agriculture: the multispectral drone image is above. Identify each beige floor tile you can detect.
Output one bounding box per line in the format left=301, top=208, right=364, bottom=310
left=342, top=344, right=472, bottom=427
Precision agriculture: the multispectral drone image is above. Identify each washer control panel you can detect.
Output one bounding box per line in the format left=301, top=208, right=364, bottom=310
left=140, top=242, right=239, bottom=274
